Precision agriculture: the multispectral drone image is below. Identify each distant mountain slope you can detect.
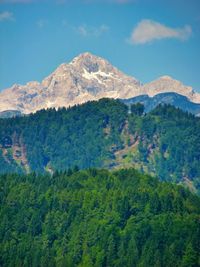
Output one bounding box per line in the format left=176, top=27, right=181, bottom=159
left=0, top=110, right=22, bottom=119
left=143, top=75, right=200, bottom=103
left=0, top=52, right=199, bottom=114
left=122, top=92, right=200, bottom=116
left=0, top=53, right=140, bottom=114
left=1, top=168, right=200, bottom=267
left=0, top=98, right=200, bottom=193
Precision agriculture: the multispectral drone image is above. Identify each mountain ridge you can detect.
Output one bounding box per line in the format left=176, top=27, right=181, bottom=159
left=121, top=92, right=200, bottom=116
left=0, top=52, right=200, bottom=114
left=0, top=98, right=200, bottom=193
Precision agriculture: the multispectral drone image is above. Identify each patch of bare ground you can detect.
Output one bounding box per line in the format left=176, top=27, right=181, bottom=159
left=181, top=177, right=197, bottom=194
left=12, top=132, right=30, bottom=173
left=2, top=148, right=11, bottom=164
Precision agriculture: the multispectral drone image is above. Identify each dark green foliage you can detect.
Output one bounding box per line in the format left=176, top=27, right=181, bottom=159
left=0, top=99, right=200, bottom=193
left=131, top=103, right=144, bottom=115
left=0, top=99, right=127, bottom=173
left=0, top=168, right=200, bottom=266
left=129, top=105, right=200, bottom=187
left=0, top=110, right=22, bottom=119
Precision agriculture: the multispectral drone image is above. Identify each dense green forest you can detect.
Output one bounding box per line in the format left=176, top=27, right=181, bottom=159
left=0, top=168, right=200, bottom=267
left=0, top=98, right=200, bottom=192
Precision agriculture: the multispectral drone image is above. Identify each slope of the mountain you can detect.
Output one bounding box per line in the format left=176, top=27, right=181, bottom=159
left=0, top=98, right=200, bottom=193
left=0, top=53, right=141, bottom=114
left=0, top=110, right=22, bottom=119
left=122, top=92, right=200, bottom=116
left=0, top=52, right=200, bottom=114
left=143, top=75, right=200, bottom=103
left=1, top=168, right=200, bottom=267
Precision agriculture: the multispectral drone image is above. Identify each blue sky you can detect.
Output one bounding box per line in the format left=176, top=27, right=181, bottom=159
left=0, top=0, right=200, bottom=92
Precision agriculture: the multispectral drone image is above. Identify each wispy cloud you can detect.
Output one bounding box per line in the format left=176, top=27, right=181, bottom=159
left=128, top=19, right=192, bottom=44
left=84, top=0, right=135, bottom=3
left=37, top=19, right=48, bottom=28
left=0, top=11, right=14, bottom=21
left=57, top=0, right=135, bottom=4
left=76, top=24, right=109, bottom=37
left=0, top=0, right=33, bottom=3
left=107, top=0, right=135, bottom=3
left=0, top=0, right=135, bottom=3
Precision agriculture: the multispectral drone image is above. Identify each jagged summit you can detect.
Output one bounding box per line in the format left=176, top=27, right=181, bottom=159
left=0, top=52, right=141, bottom=114
left=142, top=75, right=197, bottom=101
left=159, top=75, right=174, bottom=80
left=70, top=52, right=104, bottom=65
left=70, top=52, right=139, bottom=84
left=73, top=52, right=111, bottom=73
left=0, top=52, right=199, bottom=114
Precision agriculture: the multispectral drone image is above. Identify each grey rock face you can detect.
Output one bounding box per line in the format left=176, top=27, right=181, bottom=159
left=0, top=52, right=199, bottom=114
left=142, top=76, right=200, bottom=104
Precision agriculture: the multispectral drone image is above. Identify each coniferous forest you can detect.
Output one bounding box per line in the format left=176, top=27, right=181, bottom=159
left=0, top=99, right=200, bottom=193
left=0, top=168, right=200, bottom=267
left=0, top=99, right=200, bottom=266
left=1, top=0, right=200, bottom=265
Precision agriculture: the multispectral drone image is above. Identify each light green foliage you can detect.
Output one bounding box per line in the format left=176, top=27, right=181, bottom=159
left=0, top=168, right=200, bottom=266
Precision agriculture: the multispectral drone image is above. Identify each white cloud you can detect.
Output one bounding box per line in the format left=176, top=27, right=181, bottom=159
left=77, top=24, right=109, bottom=37
left=78, top=25, right=88, bottom=37
left=37, top=19, right=48, bottom=28
left=1, top=0, right=135, bottom=3
left=129, top=19, right=192, bottom=44
left=0, top=11, right=14, bottom=21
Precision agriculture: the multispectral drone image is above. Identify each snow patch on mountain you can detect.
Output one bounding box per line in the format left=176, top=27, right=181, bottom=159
left=0, top=52, right=199, bottom=114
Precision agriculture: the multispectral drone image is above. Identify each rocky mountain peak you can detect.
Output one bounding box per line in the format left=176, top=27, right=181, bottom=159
left=70, top=52, right=125, bottom=78
left=70, top=52, right=106, bottom=68
left=159, top=75, right=173, bottom=80
left=0, top=52, right=199, bottom=114
left=143, top=75, right=195, bottom=99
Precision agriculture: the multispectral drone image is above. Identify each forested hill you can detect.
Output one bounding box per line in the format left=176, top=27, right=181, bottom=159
left=0, top=168, right=200, bottom=267
left=0, top=98, right=200, bottom=193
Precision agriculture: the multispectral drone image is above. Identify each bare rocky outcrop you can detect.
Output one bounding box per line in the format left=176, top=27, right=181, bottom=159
left=0, top=52, right=199, bottom=114
left=0, top=133, right=30, bottom=173
left=142, top=75, right=200, bottom=103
